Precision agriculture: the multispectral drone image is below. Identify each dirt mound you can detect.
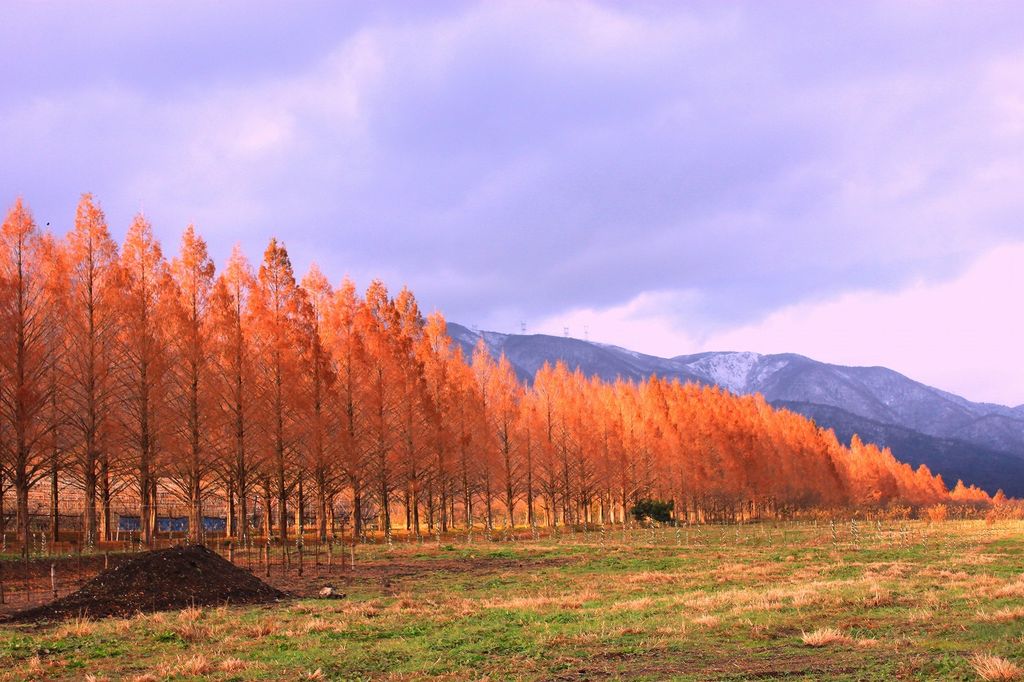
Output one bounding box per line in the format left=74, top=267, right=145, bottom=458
left=4, top=544, right=285, bottom=622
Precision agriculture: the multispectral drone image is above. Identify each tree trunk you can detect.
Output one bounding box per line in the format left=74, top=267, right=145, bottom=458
left=49, top=456, right=59, bottom=543
left=15, top=472, right=30, bottom=558
left=83, top=452, right=98, bottom=547
left=226, top=478, right=235, bottom=539
left=294, top=476, right=304, bottom=539
left=100, top=455, right=111, bottom=542
left=316, top=483, right=327, bottom=542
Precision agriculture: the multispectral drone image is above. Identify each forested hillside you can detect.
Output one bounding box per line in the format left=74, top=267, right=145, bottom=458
left=0, top=196, right=993, bottom=549
left=447, top=324, right=1024, bottom=496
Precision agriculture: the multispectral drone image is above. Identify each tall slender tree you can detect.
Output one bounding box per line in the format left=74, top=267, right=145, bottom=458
left=167, top=226, right=216, bottom=542
left=324, top=277, right=366, bottom=538
left=116, top=214, right=169, bottom=545
left=299, top=264, right=337, bottom=542
left=251, top=239, right=302, bottom=544
left=0, top=199, right=62, bottom=552
left=209, top=246, right=259, bottom=543
left=63, top=194, right=121, bottom=545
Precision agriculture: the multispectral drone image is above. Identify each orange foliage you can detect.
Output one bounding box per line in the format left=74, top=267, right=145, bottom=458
left=0, top=196, right=998, bottom=541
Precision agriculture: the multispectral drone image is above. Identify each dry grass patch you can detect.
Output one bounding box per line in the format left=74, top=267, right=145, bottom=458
left=173, top=620, right=211, bottom=643
left=176, top=654, right=213, bottom=676
left=486, top=590, right=597, bottom=611
left=996, top=576, right=1024, bottom=599
left=610, top=596, right=656, bottom=612
left=907, top=608, right=934, bottom=623
left=970, top=574, right=1006, bottom=592
left=336, top=600, right=386, bottom=618
left=977, top=607, right=1024, bottom=623
left=682, top=590, right=733, bottom=611
left=731, top=595, right=783, bottom=614
left=243, top=618, right=278, bottom=638
left=177, top=605, right=203, bottom=623
left=790, top=585, right=827, bottom=609
left=391, top=596, right=420, bottom=611
left=971, top=653, right=1022, bottom=681
left=623, top=571, right=688, bottom=585
left=655, top=622, right=688, bottom=637
left=24, top=657, right=45, bottom=678
left=678, top=581, right=839, bottom=615
left=55, top=616, right=97, bottom=638
left=747, top=622, right=770, bottom=639
left=800, top=627, right=852, bottom=647
left=863, top=582, right=893, bottom=608
left=713, top=561, right=780, bottom=581
left=112, top=617, right=139, bottom=634
left=129, top=674, right=159, bottom=682
left=288, top=603, right=321, bottom=614
left=295, top=617, right=338, bottom=635
left=953, top=553, right=997, bottom=567
left=543, top=631, right=601, bottom=647
left=692, top=614, right=720, bottom=628
left=219, top=657, right=248, bottom=673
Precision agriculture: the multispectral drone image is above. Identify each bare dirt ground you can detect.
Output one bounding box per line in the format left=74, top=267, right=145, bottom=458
left=0, top=546, right=570, bottom=616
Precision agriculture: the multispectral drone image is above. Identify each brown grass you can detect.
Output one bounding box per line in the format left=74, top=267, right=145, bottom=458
left=219, top=657, right=248, bottom=673
left=485, top=591, right=596, bottom=611
left=623, top=570, right=688, bottom=585
left=609, top=596, right=656, bottom=611
left=177, top=606, right=203, bottom=623
left=175, top=654, right=213, bottom=676
left=971, top=654, right=1022, bottom=681
left=55, top=616, right=96, bottom=638
left=863, top=583, right=893, bottom=607
left=296, top=617, right=338, bottom=635
left=907, top=608, right=934, bottom=623
left=173, top=621, right=211, bottom=643
left=692, top=614, right=720, bottom=628
left=26, top=656, right=43, bottom=670
left=978, top=607, right=1024, bottom=623
left=800, top=627, right=852, bottom=647
left=243, top=618, right=278, bottom=638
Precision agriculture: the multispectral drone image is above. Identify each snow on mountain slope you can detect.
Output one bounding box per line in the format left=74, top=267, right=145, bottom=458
left=684, top=351, right=762, bottom=392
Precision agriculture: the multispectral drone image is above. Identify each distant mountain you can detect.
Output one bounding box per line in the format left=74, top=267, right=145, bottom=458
left=448, top=323, right=1024, bottom=497
left=773, top=401, right=1024, bottom=497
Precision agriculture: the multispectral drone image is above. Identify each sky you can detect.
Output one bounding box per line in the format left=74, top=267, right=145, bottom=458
left=3, top=1, right=1024, bottom=404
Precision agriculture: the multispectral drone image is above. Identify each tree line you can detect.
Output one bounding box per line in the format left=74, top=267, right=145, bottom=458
left=0, top=196, right=993, bottom=549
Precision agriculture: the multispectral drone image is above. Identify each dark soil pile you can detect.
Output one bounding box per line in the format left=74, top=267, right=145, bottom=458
left=4, top=545, right=285, bottom=622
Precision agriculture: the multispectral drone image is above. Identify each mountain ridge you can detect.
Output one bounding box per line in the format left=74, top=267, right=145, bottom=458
left=448, top=322, right=1024, bottom=497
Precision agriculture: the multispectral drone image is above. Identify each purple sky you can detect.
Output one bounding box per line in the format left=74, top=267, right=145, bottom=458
left=4, top=1, right=1024, bottom=404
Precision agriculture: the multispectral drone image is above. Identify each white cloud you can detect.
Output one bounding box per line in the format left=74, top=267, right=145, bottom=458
left=545, top=243, right=1024, bottom=405
left=6, top=0, right=1024, bottom=400
left=534, top=289, right=704, bottom=356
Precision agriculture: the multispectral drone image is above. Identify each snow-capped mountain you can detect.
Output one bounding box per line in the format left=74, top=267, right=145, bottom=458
left=448, top=323, right=1024, bottom=497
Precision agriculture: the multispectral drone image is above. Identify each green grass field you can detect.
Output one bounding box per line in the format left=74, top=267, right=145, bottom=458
left=2, top=519, right=1023, bottom=681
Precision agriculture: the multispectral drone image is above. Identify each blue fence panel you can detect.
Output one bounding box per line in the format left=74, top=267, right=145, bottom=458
left=158, top=516, right=189, bottom=533
left=118, top=515, right=141, bottom=532
left=203, top=516, right=226, bottom=532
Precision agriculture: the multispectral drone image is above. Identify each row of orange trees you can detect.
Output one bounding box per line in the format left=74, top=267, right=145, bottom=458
left=0, top=196, right=992, bottom=547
